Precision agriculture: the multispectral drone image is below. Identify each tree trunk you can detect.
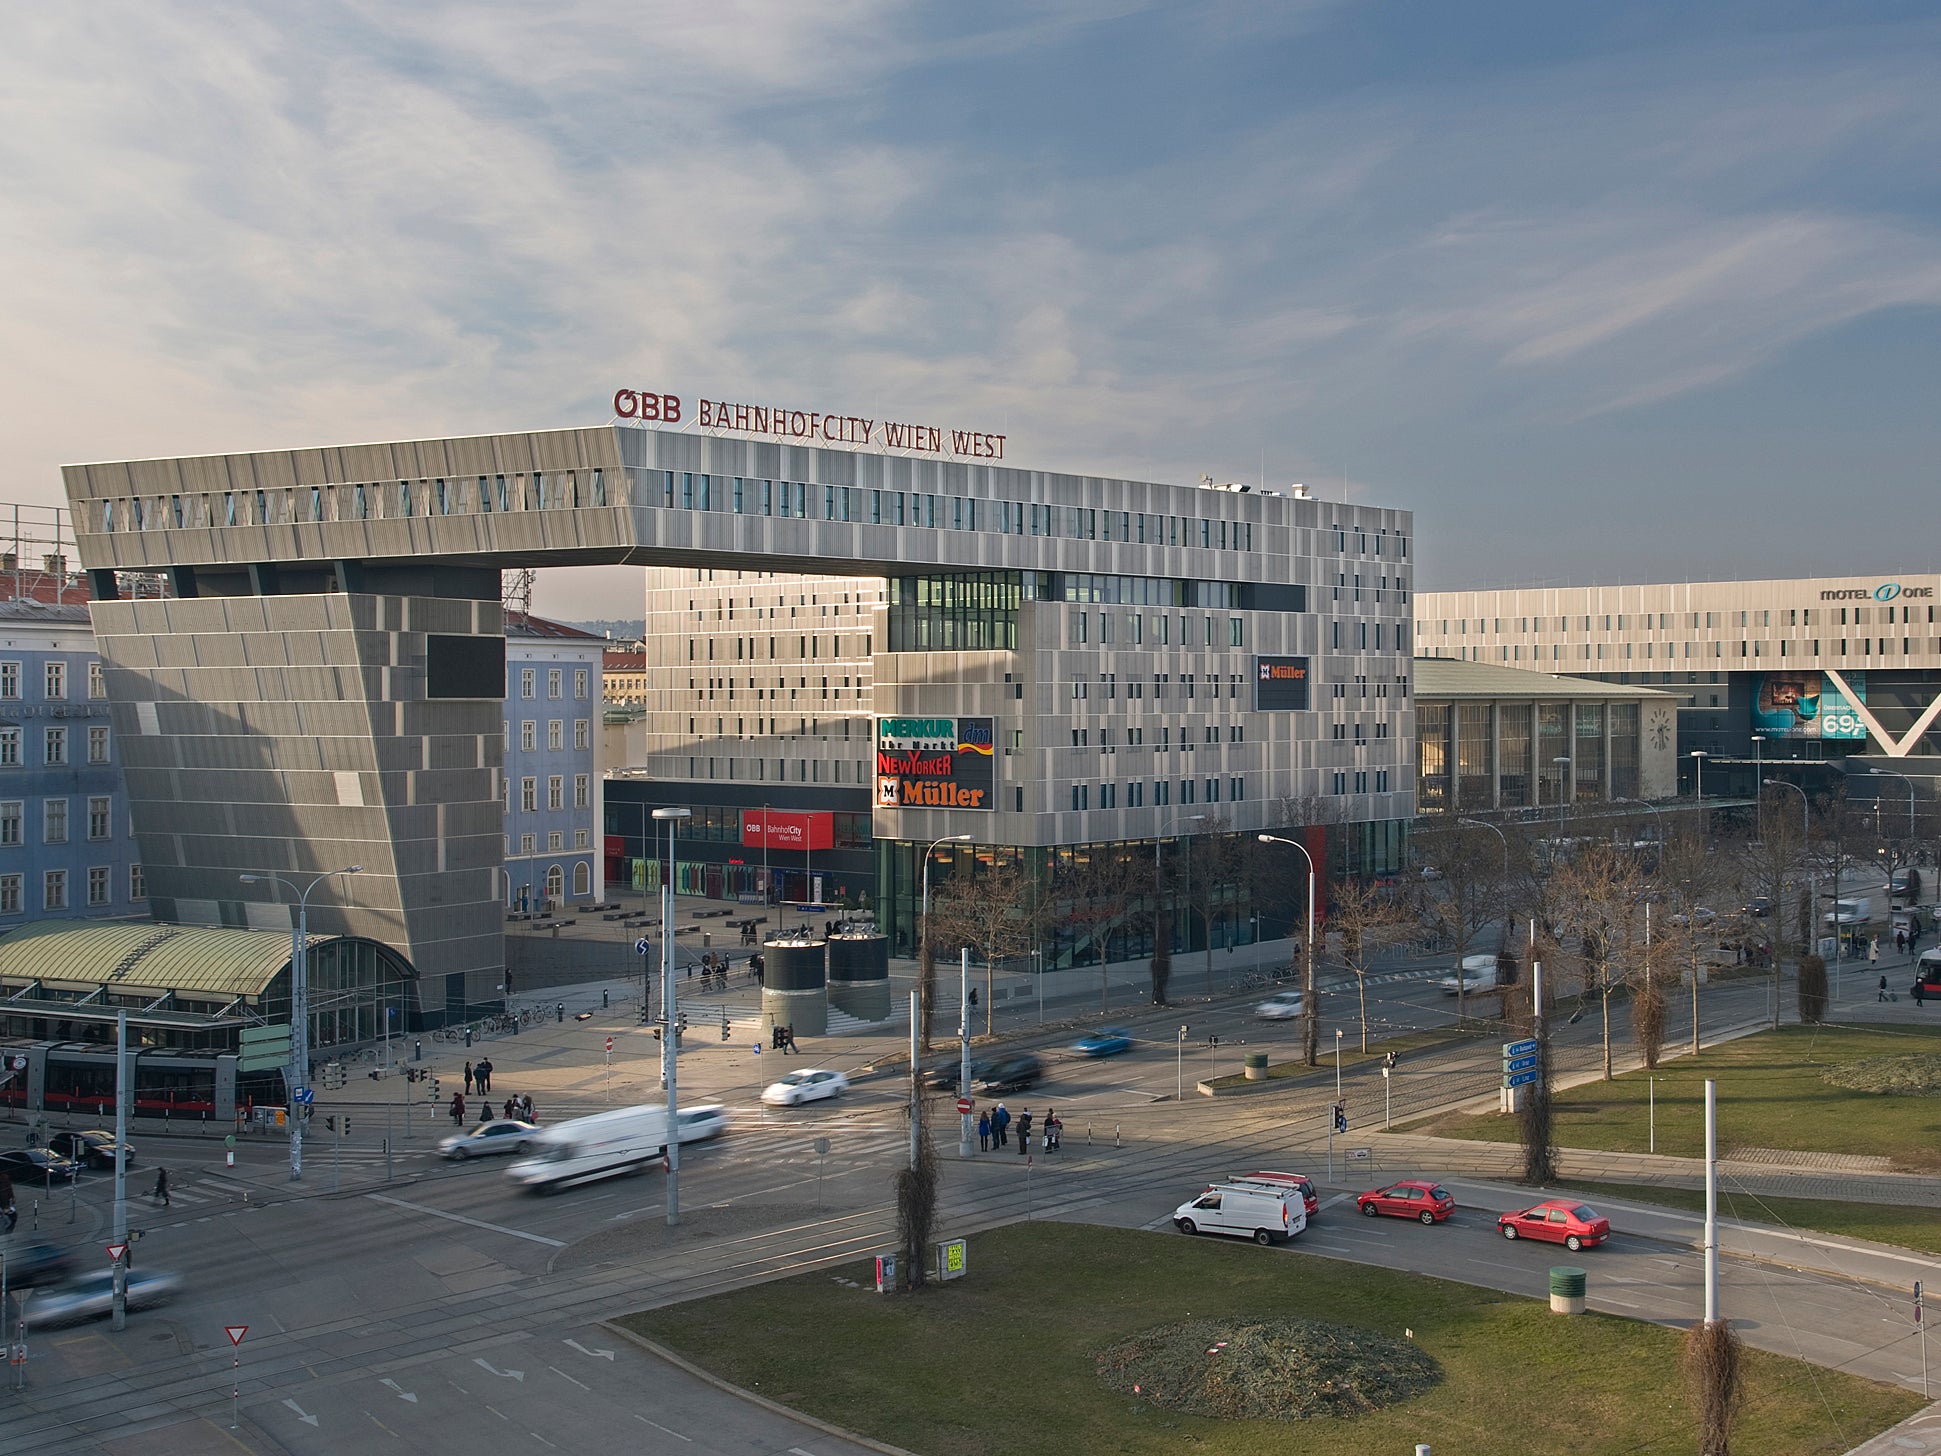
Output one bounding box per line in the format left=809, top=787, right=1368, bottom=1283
left=1302, top=941, right=1319, bottom=1067
left=1357, top=969, right=1370, bottom=1053
left=918, top=937, right=936, bottom=1053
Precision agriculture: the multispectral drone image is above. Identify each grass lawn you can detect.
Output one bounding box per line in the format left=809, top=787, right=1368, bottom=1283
left=1562, top=1181, right=1941, bottom=1257
left=621, top=1223, right=1918, bottom=1456
left=1207, top=1026, right=1493, bottom=1088
left=1404, top=1022, right=1941, bottom=1171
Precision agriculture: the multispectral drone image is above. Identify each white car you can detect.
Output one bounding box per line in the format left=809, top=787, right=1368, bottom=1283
left=28, top=1268, right=180, bottom=1326
left=760, top=1068, right=849, bottom=1107
left=675, top=1104, right=729, bottom=1142
left=1438, top=953, right=1500, bottom=994
left=439, top=1118, right=539, bottom=1160
left=1254, top=990, right=1306, bottom=1020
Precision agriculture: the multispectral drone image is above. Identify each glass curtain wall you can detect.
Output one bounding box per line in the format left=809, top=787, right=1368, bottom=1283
left=1457, top=705, right=1493, bottom=809
left=1574, top=703, right=1606, bottom=801
left=1609, top=703, right=1640, bottom=799
left=1537, top=705, right=1570, bottom=809
left=1498, top=703, right=1533, bottom=808
left=1416, top=703, right=1451, bottom=813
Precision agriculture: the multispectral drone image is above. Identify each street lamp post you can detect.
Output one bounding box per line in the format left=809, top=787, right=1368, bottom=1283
left=917, top=832, right=973, bottom=1163
left=1762, top=778, right=1809, bottom=838
left=652, top=807, right=691, bottom=1226
left=238, top=865, right=362, bottom=1182
left=1456, top=818, right=1513, bottom=957
left=1690, top=750, right=1709, bottom=830
left=1868, top=768, right=1916, bottom=841
left=1257, top=832, right=1318, bottom=1059
left=1159, top=813, right=1208, bottom=1000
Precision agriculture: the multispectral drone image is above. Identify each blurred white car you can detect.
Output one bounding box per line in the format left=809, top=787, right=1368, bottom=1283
left=439, top=1118, right=539, bottom=1160
left=1438, top=953, right=1500, bottom=994
left=1254, top=990, right=1306, bottom=1020
left=760, top=1069, right=849, bottom=1106
left=675, top=1104, right=728, bottom=1142
left=29, top=1268, right=180, bottom=1326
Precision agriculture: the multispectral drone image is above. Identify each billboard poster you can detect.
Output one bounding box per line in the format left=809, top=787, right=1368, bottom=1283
left=1751, top=670, right=1867, bottom=740
left=742, top=809, right=834, bottom=851
left=875, top=716, right=995, bottom=810
left=1253, top=656, right=1312, bottom=712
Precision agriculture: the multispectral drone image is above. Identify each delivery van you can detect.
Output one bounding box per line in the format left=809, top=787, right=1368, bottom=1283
left=506, top=1104, right=671, bottom=1193
left=1174, top=1183, right=1307, bottom=1245
left=1823, top=897, right=1874, bottom=927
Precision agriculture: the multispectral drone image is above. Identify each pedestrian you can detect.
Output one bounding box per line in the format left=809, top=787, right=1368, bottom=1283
left=968, top=986, right=978, bottom=1008
left=521, top=1093, right=535, bottom=1122
left=1916, top=980, right=1927, bottom=1007
left=784, top=1025, right=799, bottom=1055
left=1017, top=1107, right=1033, bottom=1155
left=993, top=1102, right=1010, bottom=1147
left=977, top=1108, right=991, bottom=1151
left=1880, top=973, right=1890, bottom=1002
left=1, top=1171, right=17, bottom=1233
left=1897, top=928, right=1908, bottom=955
left=504, top=1096, right=516, bottom=1120
left=464, top=1060, right=475, bottom=1096
left=1869, top=935, right=1880, bottom=965
left=1044, top=1109, right=1061, bottom=1152
left=450, top=1091, right=465, bottom=1126
left=152, top=1166, right=171, bottom=1207
left=476, top=1058, right=493, bottom=1094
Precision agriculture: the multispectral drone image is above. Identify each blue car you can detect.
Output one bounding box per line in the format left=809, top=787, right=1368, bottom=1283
left=1072, top=1028, right=1133, bottom=1057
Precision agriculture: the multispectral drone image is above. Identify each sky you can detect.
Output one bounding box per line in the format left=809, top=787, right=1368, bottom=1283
left=4, top=2, right=1938, bottom=619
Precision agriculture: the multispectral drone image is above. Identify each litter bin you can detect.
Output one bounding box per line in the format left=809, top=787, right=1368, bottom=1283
left=1243, top=1051, right=1269, bottom=1082
left=1549, top=1266, right=1587, bottom=1315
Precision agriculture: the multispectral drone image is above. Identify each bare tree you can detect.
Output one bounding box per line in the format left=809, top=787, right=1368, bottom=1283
left=1054, top=845, right=1148, bottom=1014
left=1180, top=818, right=1244, bottom=997
left=1656, top=826, right=1729, bottom=1057
left=1416, top=819, right=1514, bottom=1026
left=928, top=861, right=1049, bottom=1037
left=894, top=1105, right=938, bottom=1292
left=1551, top=843, right=1646, bottom=1080
left=1325, top=876, right=1416, bottom=1052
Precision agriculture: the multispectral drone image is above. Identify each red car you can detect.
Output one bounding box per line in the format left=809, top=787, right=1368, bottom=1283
left=1498, top=1199, right=1610, bottom=1252
left=1357, top=1180, right=1455, bottom=1224
left=1229, top=1171, right=1320, bottom=1219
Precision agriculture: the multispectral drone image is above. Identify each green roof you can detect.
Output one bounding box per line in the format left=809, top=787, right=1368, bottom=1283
left=1413, top=657, right=1673, bottom=701
left=0, top=921, right=310, bottom=1000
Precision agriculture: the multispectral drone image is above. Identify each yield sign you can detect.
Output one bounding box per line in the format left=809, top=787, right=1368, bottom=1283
left=226, top=1325, right=249, bottom=1346
left=105, top=1242, right=128, bottom=1264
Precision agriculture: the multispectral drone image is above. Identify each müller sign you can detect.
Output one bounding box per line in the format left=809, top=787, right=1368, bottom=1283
left=613, top=389, right=1007, bottom=460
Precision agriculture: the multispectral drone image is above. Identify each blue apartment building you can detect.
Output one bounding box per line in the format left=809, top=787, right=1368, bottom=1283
left=502, top=615, right=605, bottom=911
left=0, top=598, right=141, bottom=925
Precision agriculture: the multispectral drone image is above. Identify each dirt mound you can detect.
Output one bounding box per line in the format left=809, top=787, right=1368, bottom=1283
left=1821, top=1054, right=1941, bottom=1095
left=1096, top=1317, right=1440, bottom=1421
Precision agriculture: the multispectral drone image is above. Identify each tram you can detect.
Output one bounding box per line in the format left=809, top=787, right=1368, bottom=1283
left=0, top=1040, right=279, bottom=1125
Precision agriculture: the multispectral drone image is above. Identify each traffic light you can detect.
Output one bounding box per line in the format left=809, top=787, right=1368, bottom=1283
left=1332, top=1102, right=1347, bottom=1134
left=324, top=1115, right=336, bottom=1133
left=343, top=1118, right=351, bottom=1138
left=720, top=1017, right=730, bottom=1041
left=1383, top=1050, right=1398, bottom=1071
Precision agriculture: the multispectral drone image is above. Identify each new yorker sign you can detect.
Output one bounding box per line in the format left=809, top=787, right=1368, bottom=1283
left=613, top=389, right=1007, bottom=460
left=875, top=717, right=995, bottom=810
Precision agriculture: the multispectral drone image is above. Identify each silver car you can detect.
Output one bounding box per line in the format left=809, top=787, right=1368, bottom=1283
left=28, top=1268, right=180, bottom=1326
left=439, top=1118, right=539, bottom=1160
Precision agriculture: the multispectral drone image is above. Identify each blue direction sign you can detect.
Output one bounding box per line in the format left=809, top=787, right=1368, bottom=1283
left=293, top=1087, right=314, bottom=1105
left=1503, top=1038, right=1538, bottom=1058
left=1504, top=1069, right=1538, bottom=1089
left=1505, top=1054, right=1539, bottom=1074
left=635, top=938, right=651, bottom=955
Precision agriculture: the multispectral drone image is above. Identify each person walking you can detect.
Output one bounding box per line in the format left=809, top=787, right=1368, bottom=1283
left=1896, top=927, right=1907, bottom=956
left=450, top=1091, right=466, bottom=1126
left=1869, top=935, right=1880, bottom=966
left=464, top=1060, right=475, bottom=1096
left=1880, top=973, right=1890, bottom=1002
left=152, top=1166, right=171, bottom=1207
left=784, top=1025, right=799, bottom=1055
left=1017, top=1107, right=1033, bottom=1155
left=476, top=1058, right=493, bottom=1095
left=977, top=1108, right=991, bottom=1152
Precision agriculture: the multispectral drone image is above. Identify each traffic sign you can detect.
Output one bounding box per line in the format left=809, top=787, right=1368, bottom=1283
left=226, top=1325, right=249, bottom=1346
left=635, top=938, right=651, bottom=955
left=605, top=1036, right=614, bottom=1054
left=1504, top=1038, right=1538, bottom=1058
left=105, top=1242, right=128, bottom=1264
left=1504, top=1069, right=1538, bottom=1089
left=955, top=1097, right=972, bottom=1115
left=293, top=1087, right=314, bottom=1105
left=1505, top=1054, right=1539, bottom=1074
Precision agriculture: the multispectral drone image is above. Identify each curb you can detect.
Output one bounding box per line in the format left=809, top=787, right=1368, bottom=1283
left=602, top=1320, right=920, bottom=1456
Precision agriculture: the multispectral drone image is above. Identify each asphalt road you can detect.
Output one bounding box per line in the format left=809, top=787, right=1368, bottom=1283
left=0, top=965, right=1929, bottom=1454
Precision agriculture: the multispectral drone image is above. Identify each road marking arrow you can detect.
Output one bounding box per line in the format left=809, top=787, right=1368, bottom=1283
left=474, top=1356, right=525, bottom=1381
left=380, top=1377, right=418, bottom=1403
left=281, top=1398, right=320, bottom=1427
left=563, top=1338, right=615, bottom=1361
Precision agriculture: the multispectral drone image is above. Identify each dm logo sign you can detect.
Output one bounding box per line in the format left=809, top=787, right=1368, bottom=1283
left=1875, top=583, right=1902, bottom=602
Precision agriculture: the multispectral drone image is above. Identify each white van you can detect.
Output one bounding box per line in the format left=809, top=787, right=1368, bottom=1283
left=1823, top=897, right=1874, bottom=927
left=1174, top=1183, right=1307, bottom=1245
left=506, top=1105, right=671, bottom=1193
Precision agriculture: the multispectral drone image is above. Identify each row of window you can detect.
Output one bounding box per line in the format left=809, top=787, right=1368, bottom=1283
left=1428, top=604, right=1937, bottom=635
left=1069, top=779, right=1249, bottom=811
left=1447, top=637, right=1935, bottom=664
left=509, top=776, right=593, bottom=813
left=1328, top=620, right=1401, bottom=651
left=0, top=660, right=105, bottom=700
left=1329, top=770, right=1393, bottom=794
left=0, top=796, right=117, bottom=845
left=505, top=861, right=594, bottom=903
left=0, top=863, right=144, bottom=914
left=1072, top=725, right=1248, bottom=747
left=1070, top=614, right=1248, bottom=647
left=507, top=831, right=593, bottom=854
left=0, top=724, right=112, bottom=768
left=102, top=471, right=610, bottom=531
left=1070, top=672, right=1249, bottom=701
left=511, top=719, right=592, bottom=753
left=515, top=668, right=591, bottom=701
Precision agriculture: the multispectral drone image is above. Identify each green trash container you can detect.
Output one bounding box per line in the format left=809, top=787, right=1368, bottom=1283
left=1549, top=1265, right=1587, bottom=1315
left=1243, top=1051, right=1269, bottom=1082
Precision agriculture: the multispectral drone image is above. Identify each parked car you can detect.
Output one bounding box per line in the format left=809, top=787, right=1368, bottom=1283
left=1498, top=1198, right=1611, bottom=1251
left=760, top=1068, right=849, bottom=1107
left=439, top=1118, right=539, bottom=1160
left=1173, top=1183, right=1306, bottom=1244
left=0, top=1148, right=79, bottom=1183
left=1669, top=907, right=1718, bottom=928
left=1227, top=1170, right=1320, bottom=1219
left=977, top=1054, right=1043, bottom=1094
left=46, top=1131, right=133, bottom=1171
left=1437, top=954, right=1499, bottom=995
left=1254, top=990, right=1306, bottom=1020
left=27, top=1268, right=180, bottom=1327
left=1072, top=1028, right=1133, bottom=1058
left=1356, top=1179, right=1456, bottom=1224
left=1740, top=896, right=1773, bottom=918
left=1418, top=865, right=1444, bottom=881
